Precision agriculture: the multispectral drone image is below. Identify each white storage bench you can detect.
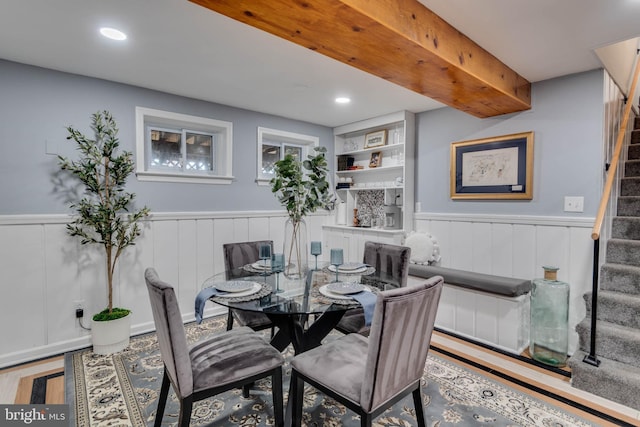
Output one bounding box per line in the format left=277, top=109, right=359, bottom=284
left=408, top=265, right=531, bottom=355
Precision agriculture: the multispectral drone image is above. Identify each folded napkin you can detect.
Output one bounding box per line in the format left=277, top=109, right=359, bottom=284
left=349, top=291, right=377, bottom=326
left=194, top=287, right=227, bottom=324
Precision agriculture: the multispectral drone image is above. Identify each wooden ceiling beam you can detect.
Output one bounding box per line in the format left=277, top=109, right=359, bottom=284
left=190, top=0, right=531, bottom=118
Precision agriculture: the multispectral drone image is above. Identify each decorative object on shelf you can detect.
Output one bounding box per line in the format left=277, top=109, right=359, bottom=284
left=344, top=138, right=359, bottom=152
left=369, top=151, right=382, bottom=168
left=330, top=248, right=344, bottom=282
left=353, top=208, right=360, bottom=226
left=58, top=110, right=150, bottom=355
left=384, top=203, right=401, bottom=229
left=270, top=146, right=332, bottom=279
left=450, top=131, right=534, bottom=200
left=364, top=129, right=387, bottom=148
left=336, top=201, right=346, bottom=225
left=530, top=266, right=569, bottom=367
left=310, top=241, right=322, bottom=270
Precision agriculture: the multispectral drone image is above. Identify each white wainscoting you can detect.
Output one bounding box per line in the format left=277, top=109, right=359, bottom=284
left=0, top=210, right=595, bottom=367
left=0, top=211, right=330, bottom=368
left=415, top=213, right=595, bottom=355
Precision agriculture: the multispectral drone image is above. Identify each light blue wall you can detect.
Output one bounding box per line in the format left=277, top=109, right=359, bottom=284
left=0, top=59, right=334, bottom=215
left=1, top=60, right=606, bottom=218
left=415, top=69, right=605, bottom=217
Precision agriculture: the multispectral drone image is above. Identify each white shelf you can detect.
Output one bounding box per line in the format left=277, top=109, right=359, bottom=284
left=338, top=143, right=404, bottom=156
left=337, top=186, right=404, bottom=191
left=336, top=165, right=403, bottom=174
left=323, top=224, right=406, bottom=234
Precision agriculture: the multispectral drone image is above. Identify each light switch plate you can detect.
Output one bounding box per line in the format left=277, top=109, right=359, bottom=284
left=564, top=196, right=584, bottom=212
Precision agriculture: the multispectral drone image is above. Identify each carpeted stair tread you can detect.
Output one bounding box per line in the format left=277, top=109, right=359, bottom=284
left=576, top=318, right=640, bottom=366
left=600, top=262, right=640, bottom=293
left=605, top=238, right=640, bottom=265
left=625, top=160, right=640, bottom=177
left=584, top=290, right=640, bottom=328
left=629, top=144, right=640, bottom=160
left=569, top=349, right=640, bottom=410
left=617, top=196, right=640, bottom=216
left=621, top=177, right=640, bottom=196
left=612, top=216, right=640, bottom=240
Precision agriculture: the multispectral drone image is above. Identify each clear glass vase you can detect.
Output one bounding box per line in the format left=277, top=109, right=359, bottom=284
left=529, top=266, right=569, bottom=367
left=283, top=217, right=308, bottom=279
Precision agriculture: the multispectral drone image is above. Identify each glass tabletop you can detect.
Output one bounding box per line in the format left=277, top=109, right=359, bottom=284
left=201, top=262, right=401, bottom=316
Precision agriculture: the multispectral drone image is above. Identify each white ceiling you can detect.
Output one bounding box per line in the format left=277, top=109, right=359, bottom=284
left=1, top=0, right=640, bottom=127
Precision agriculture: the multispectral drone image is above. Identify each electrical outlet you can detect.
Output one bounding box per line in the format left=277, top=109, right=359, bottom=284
left=564, top=196, right=584, bottom=212
left=74, top=300, right=85, bottom=319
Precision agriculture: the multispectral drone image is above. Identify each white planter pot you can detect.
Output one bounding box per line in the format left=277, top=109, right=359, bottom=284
left=91, top=313, right=131, bottom=355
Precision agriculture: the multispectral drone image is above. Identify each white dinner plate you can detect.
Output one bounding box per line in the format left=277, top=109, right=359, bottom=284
left=326, top=282, right=365, bottom=295
left=319, top=284, right=371, bottom=300
left=338, top=262, right=366, bottom=271
left=251, top=260, right=272, bottom=270
left=214, top=281, right=260, bottom=295
left=328, top=264, right=368, bottom=274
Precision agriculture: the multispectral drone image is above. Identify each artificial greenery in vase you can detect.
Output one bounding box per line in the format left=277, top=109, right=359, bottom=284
left=270, top=146, right=332, bottom=278
left=59, top=110, right=150, bottom=322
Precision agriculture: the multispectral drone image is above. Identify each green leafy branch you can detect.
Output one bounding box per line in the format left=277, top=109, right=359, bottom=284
left=270, top=146, right=332, bottom=222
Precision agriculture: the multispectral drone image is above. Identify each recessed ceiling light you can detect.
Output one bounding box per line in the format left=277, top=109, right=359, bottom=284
left=100, top=27, right=127, bottom=41
left=335, top=97, right=351, bottom=104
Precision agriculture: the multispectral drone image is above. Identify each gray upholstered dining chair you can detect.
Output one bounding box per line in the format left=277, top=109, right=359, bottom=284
left=223, top=240, right=275, bottom=333
left=144, top=268, right=285, bottom=427
left=290, top=275, right=443, bottom=427
left=335, top=241, right=411, bottom=335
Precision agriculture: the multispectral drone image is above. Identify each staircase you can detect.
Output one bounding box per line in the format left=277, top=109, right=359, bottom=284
left=568, top=116, right=640, bottom=410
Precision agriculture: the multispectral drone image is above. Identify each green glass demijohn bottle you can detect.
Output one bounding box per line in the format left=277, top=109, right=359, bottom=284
left=529, top=266, right=569, bottom=367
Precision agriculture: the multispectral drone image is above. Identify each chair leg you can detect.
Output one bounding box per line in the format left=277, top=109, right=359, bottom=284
left=271, top=368, right=284, bottom=427
left=154, top=369, right=170, bottom=427
left=226, top=309, right=234, bottom=331
left=179, top=396, right=193, bottom=427
left=412, top=388, right=426, bottom=427
left=291, top=371, right=304, bottom=427
left=360, top=412, right=372, bottom=427
left=242, top=384, right=251, bottom=398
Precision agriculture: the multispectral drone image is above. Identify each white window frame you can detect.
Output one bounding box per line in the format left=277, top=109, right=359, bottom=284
left=256, top=127, right=319, bottom=186
left=135, top=107, right=233, bottom=184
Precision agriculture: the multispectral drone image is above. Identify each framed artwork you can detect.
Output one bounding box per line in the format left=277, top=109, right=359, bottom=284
left=369, top=151, right=382, bottom=168
left=364, top=130, right=387, bottom=148
left=450, top=131, right=534, bottom=200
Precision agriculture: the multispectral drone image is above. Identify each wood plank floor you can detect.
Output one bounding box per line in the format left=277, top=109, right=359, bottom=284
left=1, top=332, right=639, bottom=425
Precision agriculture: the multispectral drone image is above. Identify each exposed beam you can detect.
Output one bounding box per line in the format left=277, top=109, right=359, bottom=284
left=190, top=0, right=531, bottom=118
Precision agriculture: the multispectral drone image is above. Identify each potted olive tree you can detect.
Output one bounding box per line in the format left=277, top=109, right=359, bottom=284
left=270, top=146, right=332, bottom=278
left=59, top=110, right=149, bottom=355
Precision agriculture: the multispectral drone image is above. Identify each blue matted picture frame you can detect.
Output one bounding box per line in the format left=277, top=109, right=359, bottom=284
left=450, top=131, right=534, bottom=200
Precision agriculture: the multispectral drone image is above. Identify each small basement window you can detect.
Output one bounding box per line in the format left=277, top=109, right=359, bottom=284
left=136, top=107, right=233, bottom=184
left=256, top=127, right=318, bottom=185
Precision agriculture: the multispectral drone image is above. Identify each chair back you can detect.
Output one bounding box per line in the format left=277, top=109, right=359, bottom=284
left=223, top=240, right=274, bottom=279
left=362, top=241, right=411, bottom=288
left=145, top=268, right=193, bottom=398
left=360, top=275, right=443, bottom=412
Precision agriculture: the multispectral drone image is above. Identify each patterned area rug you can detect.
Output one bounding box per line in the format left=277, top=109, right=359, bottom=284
left=65, top=316, right=595, bottom=426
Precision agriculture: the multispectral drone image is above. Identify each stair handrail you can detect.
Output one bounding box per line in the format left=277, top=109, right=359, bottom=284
left=592, top=56, right=640, bottom=240
left=584, top=53, right=640, bottom=367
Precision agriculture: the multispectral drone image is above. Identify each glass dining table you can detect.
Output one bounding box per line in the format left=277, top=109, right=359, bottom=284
left=201, top=262, right=398, bottom=355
